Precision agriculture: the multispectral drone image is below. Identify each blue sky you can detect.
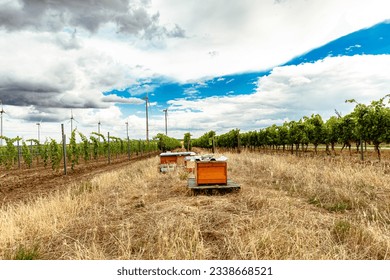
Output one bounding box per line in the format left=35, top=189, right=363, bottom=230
left=113, top=71, right=264, bottom=118
left=0, top=0, right=389, bottom=141
left=109, top=20, right=390, bottom=135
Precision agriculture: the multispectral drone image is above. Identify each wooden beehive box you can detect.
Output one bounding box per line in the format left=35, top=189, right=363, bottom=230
left=186, top=160, right=196, bottom=172
left=195, top=161, right=227, bottom=185
left=160, top=155, right=177, bottom=164
left=176, top=155, right=186, bottom=166
left=160, top=152, right=196, bottom=166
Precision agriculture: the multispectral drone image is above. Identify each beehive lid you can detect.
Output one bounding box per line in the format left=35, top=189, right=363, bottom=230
left=160, top=151, right=196, bottom=157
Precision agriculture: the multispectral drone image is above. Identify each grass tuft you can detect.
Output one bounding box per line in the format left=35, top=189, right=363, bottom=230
left=12, top=245, right=40, bottom=260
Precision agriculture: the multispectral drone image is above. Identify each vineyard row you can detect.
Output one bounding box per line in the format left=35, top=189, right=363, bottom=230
left=191, top=95, right=390, bottom=161
left=0, top=130, right=171, bottom=171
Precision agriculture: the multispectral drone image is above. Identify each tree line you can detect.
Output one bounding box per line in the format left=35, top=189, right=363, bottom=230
left=191, top=95, right=390, bottom=160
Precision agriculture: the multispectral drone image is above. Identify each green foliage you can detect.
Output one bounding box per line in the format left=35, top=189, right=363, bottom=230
left=0, top=136, right=20, bottom=169
left=347, top=95, right=390, bottom=159
left=304, top=114, right=325, bottom=153
left=332, top=220, right=352, bottom=244
left=89, top=135, right=100, bottom=160
left=191, top=95, right=389, bottom=159
left=91, top=132, right=108, bottom=156
left=39, top=141, right=49, bottom=167
left=26, top=139, right=40, bottom=163
left=286, top=120, right=307, bottom=153
left=68, top=129, right=79, bottom=170
left=154, top=133, right=181, bottom=151
left=183, top=132, right=191, bottom=151
left=78, top=132, right=91, bottom=162
left=0, top=130, right=160, bottom=169
left=324, top=116, right=340, bottom=145
left=109, top=136, right=124, bottom=157
left=22, top=141, right=32, bottom=168
left=12, top=245, right=40, bottom=260
left=216, top=129, right=240, bottom=149
left=192, top=131, right=215, bottom=148
left=1, top=95, right=387, bottom=168
left=49, top=138, right=62, bottom=171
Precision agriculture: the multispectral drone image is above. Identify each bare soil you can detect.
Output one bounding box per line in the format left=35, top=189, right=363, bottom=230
left=0, top=153, right=158, bottom=206
left=1, top=147, right=389, bottom=205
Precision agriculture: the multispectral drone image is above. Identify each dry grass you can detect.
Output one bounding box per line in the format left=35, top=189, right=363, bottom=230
left=1, top=151, right=390, bottom=259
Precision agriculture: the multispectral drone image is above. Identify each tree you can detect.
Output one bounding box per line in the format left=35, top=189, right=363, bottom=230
left=216, top=129, right=240, bottom=150
left=287, top=120, right=305, bottom=155
left=265, top=125, right=279, bottom=150
left=324, top=116, right=341, bottom=155
left=347, top=95, right=390, bottom=160
left=278, top=123, right=289, bottom=152
left=192, top=131, right=215, bottom=149
left=183, top=132, right=191, bottom=151
left=154, top=133, right=181, bottom=152
left=338, top=113, right=356, bottom=156
left=304, top=114, right=325, bottom=154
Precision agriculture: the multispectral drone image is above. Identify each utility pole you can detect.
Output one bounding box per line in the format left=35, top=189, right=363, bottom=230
left=126, top=121, right=130, bottom=159
left=70, top=109, right=78, bottom=134
left=61, top=124, right=67, bottom=175
left=163, top=109, right=168, bottom=136
left=36, top=122, right=41, bottom=144
left=125, top=121, right=129, bottom=138
left=0, top=99, right=4, bottom=146
left=144, top=94, right=149, bottom=143
left=98, top=120, right=101, bottom=142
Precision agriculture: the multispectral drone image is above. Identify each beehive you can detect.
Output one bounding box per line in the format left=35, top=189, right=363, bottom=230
left=186, top=160, right=196, bottom=173
left=195, top=161, right=227, bottom=185
left=160, top=155, right=177, bottom=164
left=159, top=152, right=196, bottom=170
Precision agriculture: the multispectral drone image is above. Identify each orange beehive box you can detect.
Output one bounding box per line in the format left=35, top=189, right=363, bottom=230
left=195, top=161, right=227, bottom=185
left=160, top=155, right=177, bottom=164
left=160, top=152, right=196, bottom=165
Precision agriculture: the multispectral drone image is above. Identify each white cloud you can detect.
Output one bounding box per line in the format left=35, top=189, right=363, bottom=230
left=150, top=0, right=390, bottom=80
left=165, top=55, right=390, bottom=137
left=0, top=31, right=146, bottom=110
left=1, top=0, right=390, bottom=141
left=101, top=95, right=144, bottom=104
left=3, top=54, right=389, bottom=140
left=257, top=55, right=390, bottom=114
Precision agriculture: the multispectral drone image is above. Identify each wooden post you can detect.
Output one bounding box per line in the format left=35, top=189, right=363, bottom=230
left=17, top=139, right=21, bottom=169
left=108, top=132, right=111, bottom=164
left=61, top=124, right=67, bottom=175
left=237, top=131, right=241, bottom=153
left=127, top=136, right=131, bottom=160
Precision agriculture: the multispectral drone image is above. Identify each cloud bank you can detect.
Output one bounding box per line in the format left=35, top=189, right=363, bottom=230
left=0, top=0, right=185, bottom=38
left=168, top=55, right=390, bottom=136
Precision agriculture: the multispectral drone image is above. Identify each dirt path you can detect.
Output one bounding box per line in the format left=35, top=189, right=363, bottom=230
left=0, top=153, right=158, bottom=206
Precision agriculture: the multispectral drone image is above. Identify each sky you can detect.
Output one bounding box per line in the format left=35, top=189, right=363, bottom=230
left=0, top=0, right=389, bottom=142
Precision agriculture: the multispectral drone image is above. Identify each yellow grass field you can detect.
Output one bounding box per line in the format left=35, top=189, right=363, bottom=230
left=1, top=151, right=389, bottom=259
